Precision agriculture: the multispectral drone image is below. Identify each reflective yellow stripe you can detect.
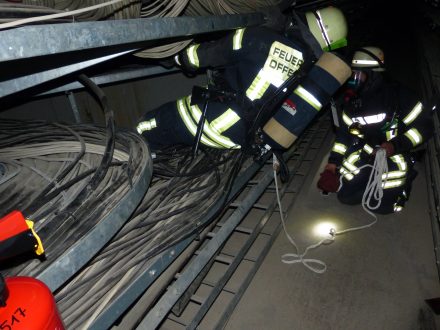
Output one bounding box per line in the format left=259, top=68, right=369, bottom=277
left=186, top=44, right=200, bottom=68
left=347, top=152, right=360, bottom=164
left=332, top=142, right=347, bottom=155
left=404, top=128, right=422, bottom=146
left=386, top=129, right=397, bottom=141
left=294, top=85, right=322, bottom=111
left=210, top=109, right=241, bottom=133
left=246, top=70, right=271, bottom=101
left=382, top=171, right=406, bottom=180
left=342, top=112, right=353, bottom=126
left=390, top=154, right=407, bottom=171
left=340, top=167, right=354, bottom=180
left=188, top=103, right=240, bottom=149
left=343, top=161, right=360, bottom=174
left=403, top=102, right=423, bottom=125
left=176, top=98, right=220, bottom=148
left=233, top=28, right=245, bottom=50
left=136, top=118, right=157, bottom=134
left=382, top=179, right=405, bottom=189
left=363, top=144, right=373, bottom=154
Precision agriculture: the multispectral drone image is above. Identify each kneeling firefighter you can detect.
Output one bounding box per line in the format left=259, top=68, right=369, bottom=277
left=136, top=6, right=351, bottom=154
left=317, top=47, right=434, bottom=214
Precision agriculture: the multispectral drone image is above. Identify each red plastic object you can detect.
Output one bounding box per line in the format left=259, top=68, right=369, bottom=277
left=0, top=211, right=28, bottom=241
left=0, top=277, right=65, bottom=330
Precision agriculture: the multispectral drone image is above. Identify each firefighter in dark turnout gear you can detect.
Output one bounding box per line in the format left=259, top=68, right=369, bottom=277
left=318, top=47, right=434, bottom=214
left=136, top=6, right=351, bottom=152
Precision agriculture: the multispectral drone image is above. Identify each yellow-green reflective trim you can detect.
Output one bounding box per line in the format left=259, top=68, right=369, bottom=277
left=342, top=161, right=359, bottom=174
left=177, top=98, right=220, bottom=148
left=210, top=109, right=240, bottom=133
left=294, top=85, right=322, bottom=111
left=136, top=118, right=157, bottom=134
left=233, top=28, right=245, bottom=50
left=189, top=103, right=240, bottom=149
left=186, top=44, right=200, bottom=68
left=404, top=128, right=422, bottom=146
left=403, top=102, right=423, bottom=125
left=340, top=168, right=354, bottom=180
left=386, top=129, right=397, bottom=141
left=347, top=152, right=360, bottom=164
left=382, top=171, right=406, bottom=180
left=332, top=143, right=347, bottom=155
left=390, top=154, right=407, bottom=171
left=246, top=71, right=271, bottom=101
left=363, top=144, right=373, bottom=154
left=342, top=112, right=353, bottom=126
left=382, top=179, right=405, bottom=189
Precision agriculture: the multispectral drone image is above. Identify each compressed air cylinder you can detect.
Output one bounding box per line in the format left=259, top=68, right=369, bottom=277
left=0, top=276, right=65, bottom=330
left=263, top=52, right=351, bottom=149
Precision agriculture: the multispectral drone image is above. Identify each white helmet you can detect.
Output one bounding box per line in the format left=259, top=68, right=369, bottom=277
left=351, top=47, right=385, bottom=71
left=305, top=6, right=348, bottom=51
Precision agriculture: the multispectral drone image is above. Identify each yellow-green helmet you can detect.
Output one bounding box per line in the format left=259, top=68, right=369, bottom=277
left=351, top=47, right=385, bottom=71
left=305, top=6, right=348, bottom=51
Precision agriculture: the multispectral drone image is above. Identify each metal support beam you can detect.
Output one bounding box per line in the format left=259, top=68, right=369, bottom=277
left=39, top=66, right=178, bottom=96
left=0, top=13, right=265, bottom=63
left=0, top=51, right=131, bottom=98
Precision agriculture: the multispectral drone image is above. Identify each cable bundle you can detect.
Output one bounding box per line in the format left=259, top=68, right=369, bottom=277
left=22, top=0, right=142, bottom=20
left=53, top=145, right=244, bottom=328
left=0, top=119, right=152, bottom=278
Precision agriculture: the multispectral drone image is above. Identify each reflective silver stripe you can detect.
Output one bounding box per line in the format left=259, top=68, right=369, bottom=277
left=342, top=112, right=353, bottom=126
left=390, top=154, right=407, bottom=171
left=382, top=179, right=405, bottom=189
left=352, top=113, right=386, bottom=125
left=136, top=118, right=157, bottom=134
left=315, top=10, right=330, bottom=47
left=404, top=128, right=422, bottom=146
left=393, top=204, right=403, bottom=212
left=294, top=85, right=322, bottom=111
left=176, top=98, right=220, bottom=148
left=210, top=109, right=240, bottom=133
left=403, top=102, right=423, bottom=125
left=363, top=144, right=373, bottom=154
left=189, top=103, right=240, bottom=149
left=352, top=59, right=380, bottom=66
left=332, top=143, right=347, bottom=155
left=382, top=171, right=406, bottom=180
left=186, top=44, right=200, bottom=68
left=246, top=70, right=271, bottom=101
left=233, top=28, right=245, bottom=50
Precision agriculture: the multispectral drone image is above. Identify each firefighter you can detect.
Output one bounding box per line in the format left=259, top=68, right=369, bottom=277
left=136, top=6, right=351, bottom=152
left=317, top=47, right=434, bottom=214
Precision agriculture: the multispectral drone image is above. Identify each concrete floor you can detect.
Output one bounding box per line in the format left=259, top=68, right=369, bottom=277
left=226, top=137, right=440, bottom=330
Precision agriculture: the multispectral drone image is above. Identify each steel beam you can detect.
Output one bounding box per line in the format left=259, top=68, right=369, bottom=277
left=39, top=65, right=178, bottom=96
left=0, top=13, right=265, bottom=63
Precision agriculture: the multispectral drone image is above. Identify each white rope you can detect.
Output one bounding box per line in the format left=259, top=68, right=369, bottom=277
left=335, top=148, right=388, bottom=235
left=274, top=148, right=388, bottom=274
left=273, top=154, right=334, bottom=274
